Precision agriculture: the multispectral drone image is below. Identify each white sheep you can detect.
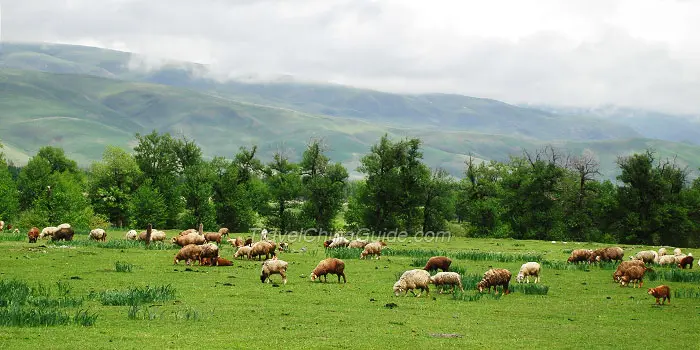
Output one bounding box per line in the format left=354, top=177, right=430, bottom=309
left=516, top=262, right=541, bottom=283
left=57, top=223, right=71, bottom=230
left=429, top=272, right=464, bottom=294
left=360, top=241, right=387, bottom=259
left=125, top=230, right=138, bottom=240
left=674, top=248, right=682, bottom=256
left=260, top=228, right=268, bottom=241
left=40, top=226, right=58, bottom=239
left=393, top=269, right=431, bottom=297
left=234, top=246, right=252, bottom=259
left=631, top=250, right=658, bottom=264
left=674, top=254, right=688, bottom=264
left=348, top=239, right=368, bottom=248
left=0, top=220, right=4, bottom=231
left=89, top=228, right=107, bottom=241
left=261, top=258, right=288, bottom=284
left=328, top=236, right=350, bottom=248
left=657, top=255, right=676, bottom=266
left=658, top=247, right=667, bottom=256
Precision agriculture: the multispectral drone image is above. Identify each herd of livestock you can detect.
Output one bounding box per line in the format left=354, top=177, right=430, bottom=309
left=5, top=221, right=697, bottom=303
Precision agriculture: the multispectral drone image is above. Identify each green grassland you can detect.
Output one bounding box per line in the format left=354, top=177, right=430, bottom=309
left=0, top=230, right=698, bottom=349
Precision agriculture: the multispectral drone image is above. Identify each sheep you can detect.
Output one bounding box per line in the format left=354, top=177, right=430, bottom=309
left=179, top=229, right=198, bottom=236
left=423, top=256, right=452, bottom=273
left=477, top=268, right=512, bottom=295
left=199, top=243, right=220, bottom=266
left=310, top=258, right=346, bottom=283
left=227, top=237, right=244, bottom=248
left=261, top=258, right=288, bottom=284
left=174, top=244, right=203, bottom=265
left=125, top=230, right=138, bottom=240
left=658, top=247, right=667, bottom=256
left=348, top=239, right=368, bottom=249
left=279, top=242, right=290, bottom=252
left=323, top=239, right=333, bottom=248
left=57, top=223, right=71, bottom=230
left=244, top=238, right=253, bottom=246
left=204, top=231, right=223, bottom=244
left=89, top=228, right=107, bottom=241
left=673, top=248, right=682, bottom=256
left=249, top=241, right=275, bottom=260
left=429, top=272, right=463, bottom=294
left=260, top=228, right=268, bottom=241
left=678, top=255, right=694, bottom=269
left=648, top=285, right=671, bottom=305
left=139, top=230, right=166, bottom=242
left=52, top=226, right=74, bottom=241
left=657, top=255, right=677, bottom=266
left=674, top=254, right=689, bottom=265
left=567, top=249, right=593, bottom=264
left=360, top=241, right=387, bottom=259
left=27, top=227, right=40, bottom=243
left=234, top=246, right=253, bottom=259
left=613, top=260, right=646, bottom=282
left=620, top=266, right=648, bottom=288
left=0, top=220, right=3, bottom=231
left=393, top=269, right=431, bottom=297
left=516, top=262, right=541, bottom=283
left=171, top=232, right=206, bottom=246
left=218, top=227, right=230, bottom=237
left=590, top=247, right=624, bottom=263
left=328, top=236, right=350, bottom=248
left=631, top=250, right=658, bottom=264
left=40, top=226, right=58, bottom=239
left=202, top=257, right=233, bottom=266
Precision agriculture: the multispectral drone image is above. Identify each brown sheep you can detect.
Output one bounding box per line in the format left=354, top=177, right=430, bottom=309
left=199, top=243, right=219, bottom=266
left=171, top=232, right=206, bottom=246
left=360, top=241, right=387, bottom=259
left=27, top=227, right=40, bottom=243
left=567, top=249, right=593, bottom=263
left=648, top=285, right=671, bottom=305
left=52, top=226, right=75, bottom=241
left=589, top=247, right=624, bottom=263
left=423, top=256, right=452, bottom=273
left=678, top=255, right=694, bottom=269
left=204, top=232, right=223, bottom=244
left=477, top=268, right=512, bottom=295
left=174, top=244, right=203, bottom=265
left=201, top=257, right=233, bottom=266
left=218, top=227, right=230, bottom=237
left=234, top=246, right=252, bottom=259
left=179, top=228, right=198, bottom=236
left=323, top=239, right=333, bottom=248
left=248, top=241, right=275, bottom=260
left=620, top=266, right=648, bottom=288
left=244, top=237, right=253, bottom=246
left=310, top=258, right=346, bottom=283
left=613, top=260, right=646, bottom=282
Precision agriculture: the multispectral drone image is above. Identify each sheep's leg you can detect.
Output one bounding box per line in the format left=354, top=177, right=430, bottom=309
left=281, top=271, right=287, bottom=285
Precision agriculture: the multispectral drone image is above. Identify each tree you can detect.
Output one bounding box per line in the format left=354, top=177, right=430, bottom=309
left=561, top=150, right=602, bottom=241
left=0, top=158, right=19, bottom=221
left=264, top=149, right=302, bottom=234
left=182, top=161, right=216, bottom=229
left=31, top=171, right=95, bottom=229
left=128, top=180, right=167, bottom=229
left=421, top=168, right=455, bottom=233
left=88, top=146, right=142, bottom=227
left=36, top=146, right=79, bottom=174
left=456, top=157, right=505, bottom=237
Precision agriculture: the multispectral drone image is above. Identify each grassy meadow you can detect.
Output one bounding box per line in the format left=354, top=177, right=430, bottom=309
left=0, top=230, right=699, bottom=349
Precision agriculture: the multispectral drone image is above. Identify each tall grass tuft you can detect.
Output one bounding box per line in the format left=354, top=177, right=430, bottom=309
left=325, top=247, right=363, bottom=259
left=0, top=232, right=26, bottom=241
left=383, top=248, right=543, bottom=263
left=541, top=260, right=618, bottom=271
left=96, top=285, right=176, bottom=306
left=459, top=273, right=483, bottom=290
left=451, top=290, right=503, bottom=302
left=510, top=283, right=549, bottom=295
left=645, top=269, right=700, bottom=283
left=672, top=287, right=700, bottom=299
left=49, top=239, right=177, bottom=250
left=115, top=261, right=134, bottom=273
left=73, top=309, right=98, bottom=326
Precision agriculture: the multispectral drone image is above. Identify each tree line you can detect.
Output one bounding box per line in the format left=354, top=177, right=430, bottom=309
left=0, top=131, right=699, bottom=247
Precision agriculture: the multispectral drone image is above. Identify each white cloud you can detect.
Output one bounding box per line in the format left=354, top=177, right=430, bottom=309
left=1, top=0, right=699, bottom=114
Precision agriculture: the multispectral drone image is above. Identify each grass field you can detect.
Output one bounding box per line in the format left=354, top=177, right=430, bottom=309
left=0, top=231, right=698, bottom=349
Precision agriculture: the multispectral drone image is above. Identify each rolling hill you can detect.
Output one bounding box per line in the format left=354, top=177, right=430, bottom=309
left=1, top=42, right=700, bottom=180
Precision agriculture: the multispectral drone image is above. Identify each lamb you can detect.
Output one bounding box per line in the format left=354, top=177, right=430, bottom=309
left=567, top=249, right=593, bottom=263
left=516, top=262, right=541, bottom=283
left=673, top=248, right=682, bottom=256
left=27, top=227, right=40, bottom=243
left=631, top=250, right=658, bottom=264
left=125, top=230, right=138, bottom=240
left=234, top=246, right=253, bottom=259
left=260, top=258, right=288, bottom=284
left=657, top=255, right=677, bottom=266
left=40, top=226, right=58, bottom=239
left=173, top=244, right=203, bottom=265
left=429, top=272, right=464, bottom=294
left=199, top=243, right=220, bottom=266
left=477, top=268, right=512, bottom=295
left=678, top=255, right=694, bottom=269
left=648, top=285, right=671, bottom=305
left=360, top=241, right=387, bottom=259
left=348, top=239, right=368, bottom=248
left=310, top=258, right=346, bottom=283
left=204, top=231, right=223, bottom=244
left=590, top=247, right=624, bottom=263
left=248, top=241, right=275, bottom=260
left=218, top=227, right=230, bottom=237
left=619, top=266, right=648, bottom=288
left=52, top=225, right=74, bottom=241
left=171, top=232, right=206, bottom=246
left=393, top=269, right=431, bottom=297
left=423, top=256, right=452, bottom=273
left=89, top=228, right=107, bottom=241
left=658, top=247, right=667, bottom=256
left=613, top=260, right=646, bottom=282
left=328, top=236, right=350, bottom=248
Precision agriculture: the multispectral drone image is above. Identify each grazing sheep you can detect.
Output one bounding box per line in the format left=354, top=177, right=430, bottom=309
left=140, top=230, right=166, bottom=242
left=328, top=236, right=350, bottom=248
left=678, top=255, right=694, bottom=269
left=227, top=237, right=244, bottom=248
left=657, top=255, right=676, bottom=266
left=567, top=249, right=593, bottom=263
left=57, top=223, right=71, bottom=230
left=423, top=256, right=452, bottom=273
left=234, top=246, right=253, bottom=259
left=658, top=247, right=667, bottom=256
left=204, top=232, right=223, bottom=244
left=393, top=269, right=431, bottom=297
left=348, top=239, right=368, bottom=249
left=89, top=228, right=107, bottom=241
left=261, top=258, right=288, bottom=284
left=171, top=232, right=206, bottom=246
left=249, top=241, right=275, bottom=260
left=674, top=254, right=689, bottom=265
left=279, top=242, right=289, bottom=252
left=52, top=225, right=74, bottom=241
left=613, top=260, right=646, bottom=282
left=631, top=250, right=658, bottom=264
left=429, top=272, right=464, bottom=294
left=244, top=238, right=253, bottom=246
left=673, top=248, right=682, bottom=256
left=201, top=257, right=233, bottom=266
left=620, top=266, right=648, bottom=288
left=0, top=220, right=3, bottom=231
left=477, top=268, right=512, bottom=295
left=173, top=244, right=203, bottom=265
left=323, top=239, right=333, bottom=248
left=218, top=228, right=230, bottom=237
left=360, top=241, right=387, bottom=259
left=27, top=227, right=40, bottom=243
left=40, top=226, right=58, bottom=239
left=516, top=262, right=541, bottom=283
left=590, top=247, right=624, bottom=263
left=310, top=258, right=346, bottom=283
left=125, top=230, right=138, bottom=240
left=199, top=243, right=220, bottom=266
left=648, top=285, right=671, bottom=305
left=179, top=229, right=198, bottom=236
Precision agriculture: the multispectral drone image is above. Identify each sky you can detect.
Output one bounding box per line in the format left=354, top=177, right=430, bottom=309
left=1, top=0, right=699, bottom=114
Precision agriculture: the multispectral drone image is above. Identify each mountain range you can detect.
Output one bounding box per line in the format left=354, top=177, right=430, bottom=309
left=1, top=42, right=699, bottom=180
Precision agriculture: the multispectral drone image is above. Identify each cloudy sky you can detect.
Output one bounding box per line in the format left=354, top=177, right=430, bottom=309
left=1, top=0, right=699, bottom=114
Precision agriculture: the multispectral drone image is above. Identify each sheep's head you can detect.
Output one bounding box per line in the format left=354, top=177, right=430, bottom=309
left=310, top=272, right=318, bottom=281
left=476, top=280, right=486, bottom=293
left=515, top=273, right=524, bottom=283
left=393, top=281, right=405, bottom=296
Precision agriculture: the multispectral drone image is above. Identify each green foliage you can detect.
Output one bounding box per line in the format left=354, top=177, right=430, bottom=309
left=181, top=161, right=216, bottom=230
left=115, top=261, right=134, bottom=273
left=88, top=146, right=142, bottom=228
left=509, top=283, right=550, bottom=295
left=0, top=159, right=20, bottom=221
left=0, top=279, right=93, bottom=327
left=128, top=180, right=167, bottom=229
left=645, top=269, right=700, bottom=283
left=264, top=151, right=303, bottom=233
left=672, top=287, right=700, bottom=299
left=93, top=285, right=176, bottom=306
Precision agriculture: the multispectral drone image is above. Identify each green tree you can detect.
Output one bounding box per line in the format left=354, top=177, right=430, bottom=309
left=128, top=180, right=167, bottom=229
left=0, top=158, right=20, bottom=222
left=32, top=171, right=95, bottom=229
left=264, top=150, right=302, bottom=234
left=421, top=168, right=454, bottom=233
left=88, top=146, right=142, bottom=227
left=35, top=146, right=79, bottom=174
left=456, top=157, right=505, bottom=237
left=17, top=156, right=54, bottom=211
left=182, top=161, right=216, bottom=230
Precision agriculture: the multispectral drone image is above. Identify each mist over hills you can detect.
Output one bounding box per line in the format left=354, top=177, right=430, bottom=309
left=1, top=42, right=699, bottom=180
